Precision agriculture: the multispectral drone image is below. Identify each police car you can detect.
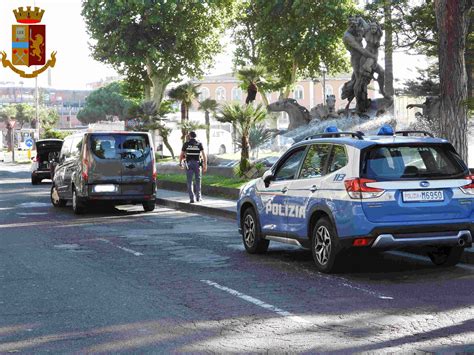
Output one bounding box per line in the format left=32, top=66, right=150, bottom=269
left=237, top=126, right=473, bottom=273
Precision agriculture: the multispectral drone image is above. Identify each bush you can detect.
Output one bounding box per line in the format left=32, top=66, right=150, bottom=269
left=42, top=129, right=72, bottom=140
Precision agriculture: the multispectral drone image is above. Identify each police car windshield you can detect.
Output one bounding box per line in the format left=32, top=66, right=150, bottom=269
left=361, top=144, right=467, bottom=180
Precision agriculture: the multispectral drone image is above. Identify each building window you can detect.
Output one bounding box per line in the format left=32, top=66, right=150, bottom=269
left=198, top=87, right=210, bottom=101
left=216, top=87, right=226, bottom=101
left=293, top=85, right=304, bottom=100
left=231, top=87, right=242, bottom=101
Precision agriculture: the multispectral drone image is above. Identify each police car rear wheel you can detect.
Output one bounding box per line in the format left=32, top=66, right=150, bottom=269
left=242, top=208, right=269, bottom=254
left=428, top=246, right=463, bottom=267
left=312, top=218, right=340, bottom=273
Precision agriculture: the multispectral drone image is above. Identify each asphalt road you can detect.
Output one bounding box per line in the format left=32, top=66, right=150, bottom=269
left=1, top=163, right=474, bottom=353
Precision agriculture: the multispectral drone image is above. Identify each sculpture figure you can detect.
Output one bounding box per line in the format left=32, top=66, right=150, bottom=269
left=341, top=17, right=392, bottom=114
left=310, top=95, right=340, bottom=120
left=267, top=98, right=311, bottom=130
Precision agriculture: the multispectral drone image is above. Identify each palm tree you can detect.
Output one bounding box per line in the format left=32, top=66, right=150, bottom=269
left=136, top=100, right=176, bottom=159
left=237, top=66, right=273, bottom=107
left=198, top=98, right=219, bottom=155
left=236, top=123, right=273, bottom=159
left=216, top=103, right=268, bottom=175
left=167, top=82, right=201, bottom=142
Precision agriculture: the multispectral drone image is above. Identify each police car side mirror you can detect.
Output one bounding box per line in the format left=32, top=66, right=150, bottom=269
left=263, top=173, right=274, bottom=188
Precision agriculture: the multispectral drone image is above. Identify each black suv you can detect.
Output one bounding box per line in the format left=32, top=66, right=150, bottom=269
left=51, top=132, right=157, bottom=214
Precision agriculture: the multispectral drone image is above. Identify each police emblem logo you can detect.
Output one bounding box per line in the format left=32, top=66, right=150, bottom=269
left=1, top=6, right=56, bottom=78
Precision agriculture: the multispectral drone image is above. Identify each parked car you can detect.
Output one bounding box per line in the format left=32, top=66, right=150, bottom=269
left=51, top=132, right=157, bottom=214
left=237, top=126, right=473, bottom=273
left=31, top=139, right=63, bottom=185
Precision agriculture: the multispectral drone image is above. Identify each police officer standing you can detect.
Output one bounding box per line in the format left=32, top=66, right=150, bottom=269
left=179, top=131, right=207, bottom=203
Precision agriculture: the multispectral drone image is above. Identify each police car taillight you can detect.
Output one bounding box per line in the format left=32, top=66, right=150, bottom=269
left=344, top=178, right=384, bottom=199
left=460, top=175, right=474, bottom=195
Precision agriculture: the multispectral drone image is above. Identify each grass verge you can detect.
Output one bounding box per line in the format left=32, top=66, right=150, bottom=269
left=158, top=173, right=249, bottom=189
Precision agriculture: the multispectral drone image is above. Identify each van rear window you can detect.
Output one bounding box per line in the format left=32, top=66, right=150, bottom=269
left=361, top=144, right=467, bottom=180
left=91, top=135, right=117, bottom=160
left=121, top=135, right=150, bottom=161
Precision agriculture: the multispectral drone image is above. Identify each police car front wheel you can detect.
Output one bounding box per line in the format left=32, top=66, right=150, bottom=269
left=242, top=208, right=269, bottom=254
left=312, top=218, right=341, bottom=273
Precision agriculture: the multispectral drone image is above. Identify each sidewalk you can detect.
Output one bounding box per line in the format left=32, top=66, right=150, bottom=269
left=155, top=188, right=474, bottom=265
left=156, top=188, right=237, bottom=219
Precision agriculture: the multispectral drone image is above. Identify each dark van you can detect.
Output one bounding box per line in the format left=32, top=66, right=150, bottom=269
left=31, top=139, right=63, bottom=185
left=51, top=132, right=157, bottom=214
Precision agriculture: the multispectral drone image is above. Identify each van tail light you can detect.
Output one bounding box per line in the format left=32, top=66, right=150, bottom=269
left=152, top=157, right=157, bottom=180
left=81, top=147, right=89, bottom=182
left=460, top=174, right=474, bottom=195
left=344, top=178, right=384, bottom=199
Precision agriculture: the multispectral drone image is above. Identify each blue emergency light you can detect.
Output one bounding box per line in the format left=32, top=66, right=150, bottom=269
left=324, top=126, right=339, bottom=133
left=377, top=125, right=394, bottom=136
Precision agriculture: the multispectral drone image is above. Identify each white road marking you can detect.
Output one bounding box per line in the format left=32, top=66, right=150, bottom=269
left=388, top=250, right=474, bottom=272
left=17, top=212, right=48, bottom=216
left=96, top=238, right=143, bottom=256
left=201, top=280, right=310, bottom=324
left=16, top=202, right=50, bottom=208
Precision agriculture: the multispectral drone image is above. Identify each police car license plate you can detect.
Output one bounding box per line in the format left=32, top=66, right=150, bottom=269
left=402, top=190, right=444, bottom=202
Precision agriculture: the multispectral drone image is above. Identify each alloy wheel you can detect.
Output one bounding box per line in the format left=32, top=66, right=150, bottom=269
left=314, top=226, right=332, bottom=266
left=244, top=214, right=256, bottom=247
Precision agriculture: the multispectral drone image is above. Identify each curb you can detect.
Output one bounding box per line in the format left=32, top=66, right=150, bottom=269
left=157, top=180, right=240, bottom=200
left=156, top=197, right=237, bottom=220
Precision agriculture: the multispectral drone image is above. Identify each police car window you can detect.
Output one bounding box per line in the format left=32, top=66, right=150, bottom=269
left=91, top=135, right=117, bottom=160
left=121, top=135, right=149, bottom=160
left=328, top=145, right=348, bottom=173
left=363, top=145, right=465, bottom=180
left=299, top=144, right=331, bottom=179
left=274, top=148, right=305, bottom=181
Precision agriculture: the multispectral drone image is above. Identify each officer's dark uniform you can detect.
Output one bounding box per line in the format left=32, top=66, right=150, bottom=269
left=182, top=138, right=204, bottom=202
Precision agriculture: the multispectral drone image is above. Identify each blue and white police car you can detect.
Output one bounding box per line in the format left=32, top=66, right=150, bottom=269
left=237, top=126, right=474, bottom=273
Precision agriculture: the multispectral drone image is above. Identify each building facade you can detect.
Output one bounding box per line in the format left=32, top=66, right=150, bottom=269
left=192, top=73, right=376, bottom=112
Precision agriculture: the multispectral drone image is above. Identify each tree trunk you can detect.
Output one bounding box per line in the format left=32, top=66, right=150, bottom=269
left=205, top=111, right=210, bottom=156
left=144, top=81, right=152, bottom=101
left=466, top=16, right=473, bottom=103
left=435, top=0, right=471, bottom=161
left=240, top=134, right=251, bottom=175
left=181, top=102, right=187, bottom=143
left=384, top=0, right=395, bottom=112
left=283, top=61, right=298, bottom=98
left=162, top=135, right=175, bottom=160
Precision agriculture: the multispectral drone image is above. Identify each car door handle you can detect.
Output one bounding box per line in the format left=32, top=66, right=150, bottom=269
left=310, top=185, right=318, bottom=192
left=281, top=187, right=288, bottom=193
left=125, top=164, right=135, bottom=169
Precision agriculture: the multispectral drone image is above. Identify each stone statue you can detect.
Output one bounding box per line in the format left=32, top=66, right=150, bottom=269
left=407, top=96, right=440, bottom=120
left=341, top=16, right=392, bottom=114
left=310, top=95, right=340, bottom=120
left=267, top=98, right=311, bottom=130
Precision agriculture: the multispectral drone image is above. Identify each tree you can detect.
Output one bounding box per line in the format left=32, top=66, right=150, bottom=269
left=237, top=66, right=278, bottom=107
left=82, top=1, right=233, bottom=109
left=168, top=83, right=201, bottom=142
left=0, top=104, right=35, bottom=129
left=198, top=98, right=219, bottom=156
left=132, top=100, right=176, bottom=159
left=216, top=103, right=268, bottom=175
left=77, top=82, right=135, bottom=124
left=235, top=123, right=273, bottom=159
left=435, top=0, right=472, bottom=161
left=237, top=1, right=355, bottom=98
left=398, top=62, right=440, bottom=97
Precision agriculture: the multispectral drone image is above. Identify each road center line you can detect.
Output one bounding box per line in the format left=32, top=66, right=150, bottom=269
left=96, top=238, right=143, bottom=256
left=201, top=279, right=309, bottom=324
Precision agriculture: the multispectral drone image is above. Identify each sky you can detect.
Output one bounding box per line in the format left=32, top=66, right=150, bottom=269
left=0, top=0, right=429, bottom=91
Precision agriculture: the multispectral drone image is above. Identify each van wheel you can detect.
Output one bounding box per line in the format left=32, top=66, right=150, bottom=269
left=312, top=218, right=342, bottom=273
left=143, top=200, right=155, bottom=212
left=72, top=187, right=86, bottom=215
left=51, top=185, right=67, bottom=207
left=242, top=208, right=269, bottom=254
left=428, top=247, right=464, bottom=267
